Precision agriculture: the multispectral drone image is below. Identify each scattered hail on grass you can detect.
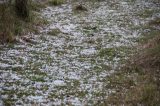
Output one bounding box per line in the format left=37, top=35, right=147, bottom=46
left=0, top=0, right=160, bottom=105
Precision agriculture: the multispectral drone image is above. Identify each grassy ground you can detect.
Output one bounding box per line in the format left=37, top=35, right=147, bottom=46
left=0, top=0, right=159, bottom=105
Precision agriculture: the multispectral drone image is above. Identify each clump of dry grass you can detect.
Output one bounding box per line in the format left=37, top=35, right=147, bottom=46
left=134, top=34, right=160, bottom=70
left=74, top=4, right=88, bottom=11
left=0, top=1, right=48, bottom=43
left=0, top=3, right=15, bottom=43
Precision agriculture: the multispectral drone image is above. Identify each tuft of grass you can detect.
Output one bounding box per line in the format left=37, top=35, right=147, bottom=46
left=30, top=0, right=47, bottom=12
left=3, top=98, right=15, bottom=106
left=73, top=4, right=88, bottom=11
left=149, top=18, right=160, bottom=26
left=97, top=47, right=128, bottom=61
left=47, top=28, right=62, bottom=35
left=48, top=0, right=65, bottom=6
left=137, top=9, right=154, bottom=18
left=30, top=75, right=45, bottom=82
left=98, top=48, right=116, bottom=58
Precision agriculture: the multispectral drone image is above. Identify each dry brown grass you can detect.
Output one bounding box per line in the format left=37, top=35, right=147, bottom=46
left=134, top=34, right=160, bottom=70
left=0, top=1, right=48, bottom=43
left=0, top=3, right=15, bottom=43
left=106, top=18, right=160, bottom=106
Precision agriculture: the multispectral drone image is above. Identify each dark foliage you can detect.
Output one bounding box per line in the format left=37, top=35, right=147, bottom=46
left=15, top=0, right=29, bottom=19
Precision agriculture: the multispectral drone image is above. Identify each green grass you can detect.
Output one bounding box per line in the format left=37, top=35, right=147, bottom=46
left=137, top=9, right=154, bottom=18
left=97, top=47, right=128, bottom=61
left=30, top=75, right=45, bottom=82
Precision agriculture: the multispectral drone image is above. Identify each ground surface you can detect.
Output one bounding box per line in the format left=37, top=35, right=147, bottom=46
left=0, top=0, right=160, bottom=105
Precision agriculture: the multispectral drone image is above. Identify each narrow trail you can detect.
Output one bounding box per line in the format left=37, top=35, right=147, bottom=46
left=0, top=0, right=160, bottom=105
